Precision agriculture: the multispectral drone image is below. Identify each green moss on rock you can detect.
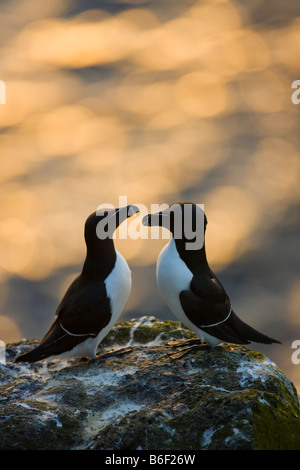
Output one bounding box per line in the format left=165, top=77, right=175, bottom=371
left=101, top=316, right=195, bottom=348
left=1, top=316, right=299, bottom=450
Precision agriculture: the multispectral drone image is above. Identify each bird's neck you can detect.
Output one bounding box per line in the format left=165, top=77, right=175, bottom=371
left=174, top=237, right=210, bottom=275
left=81, top=239, right=117, bottom=278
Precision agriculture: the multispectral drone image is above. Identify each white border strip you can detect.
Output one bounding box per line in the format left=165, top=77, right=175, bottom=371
left=199, top=307, right=232, bottom=328
left=60, top=322, right=93, bottom=337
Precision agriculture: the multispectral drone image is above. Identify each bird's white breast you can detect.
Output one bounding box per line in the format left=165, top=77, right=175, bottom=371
left=80, top=250, right=132, bottom=357
left=156, top=238, right=193, bottom=321
left=105, top=250, right=132, bottom=324
left=156, top=238, right=221, bottom=347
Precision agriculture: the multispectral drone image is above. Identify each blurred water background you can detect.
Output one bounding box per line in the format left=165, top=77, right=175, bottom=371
left=0, top=0, right=300, bottom=393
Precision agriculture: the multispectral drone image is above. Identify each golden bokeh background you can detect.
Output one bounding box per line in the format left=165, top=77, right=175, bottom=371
left=0, top=0, right=300, bottom=391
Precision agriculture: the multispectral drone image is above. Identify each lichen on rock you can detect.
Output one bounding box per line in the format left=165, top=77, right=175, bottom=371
left=1, top=316, right=299, bottom=450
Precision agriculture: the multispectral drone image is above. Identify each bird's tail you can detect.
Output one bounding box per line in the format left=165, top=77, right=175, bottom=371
left=229, top=311, right=281, bottom=345
left=14, top=329, right=90, bottom=363
left=14, top=345, right=49, bottom=363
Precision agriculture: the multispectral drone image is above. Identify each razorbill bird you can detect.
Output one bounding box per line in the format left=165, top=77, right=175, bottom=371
left=142, top=202, right=280, bottom=348
left=15, top=205, right=139, bottom=363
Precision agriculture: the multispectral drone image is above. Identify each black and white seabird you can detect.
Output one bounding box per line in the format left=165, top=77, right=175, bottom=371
left=143, top=202, right=280, bottom=348
left=15, top=205, right=139, bottom=363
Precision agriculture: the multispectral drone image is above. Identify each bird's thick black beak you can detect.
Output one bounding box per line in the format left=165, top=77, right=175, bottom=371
left=127, top=205, right=139, bottom=218
left=142, top=213, right=151, bottom=226
left=116, top=205, right=139, bottom=227
left=142, top=211, right=168, bottom=227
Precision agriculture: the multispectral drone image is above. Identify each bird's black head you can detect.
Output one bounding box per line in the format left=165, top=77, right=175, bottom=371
left=142, top=202, right=207, bottom=251
left=84, top=205, right=139, bottom=265
left=85, top=205, right=139, bottom=243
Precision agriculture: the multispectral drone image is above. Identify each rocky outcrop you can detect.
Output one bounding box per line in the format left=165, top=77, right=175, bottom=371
left=1, top=316, right=299, bottom=450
